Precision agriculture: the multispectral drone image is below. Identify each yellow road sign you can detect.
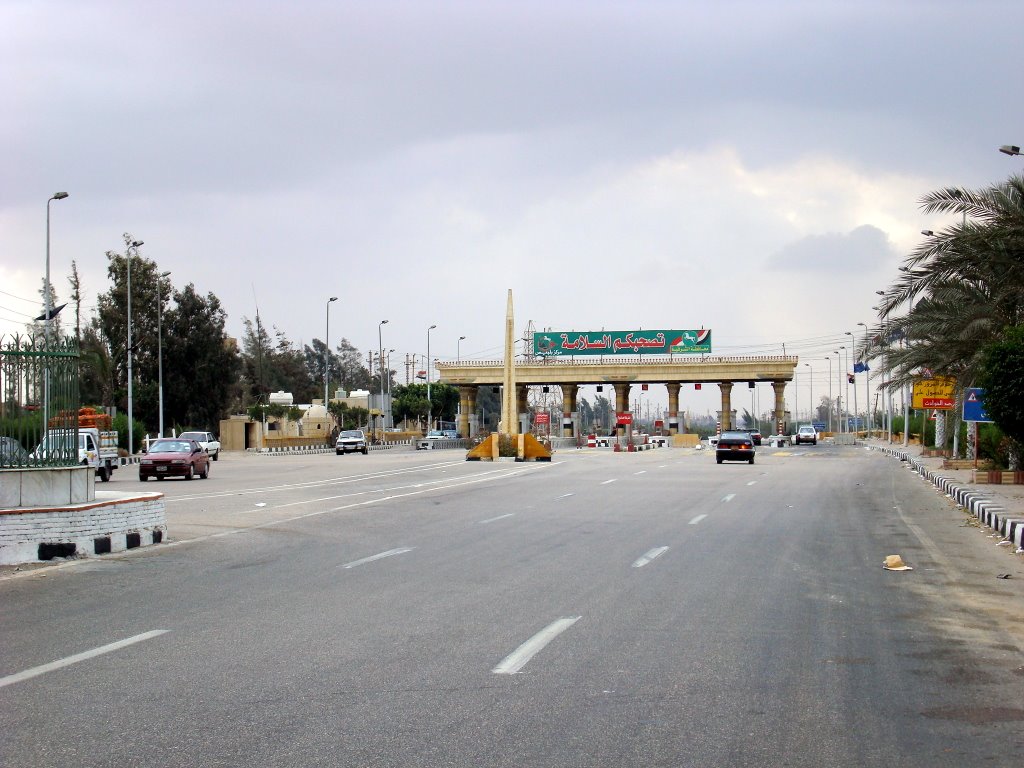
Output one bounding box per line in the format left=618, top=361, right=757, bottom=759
left=912, top=377, right=955, bottom=409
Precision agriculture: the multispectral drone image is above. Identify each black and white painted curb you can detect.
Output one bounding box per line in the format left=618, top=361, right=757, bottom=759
left=251, top=441, right=415, bottom=456
left=872, top=446, right=1024, bottom=552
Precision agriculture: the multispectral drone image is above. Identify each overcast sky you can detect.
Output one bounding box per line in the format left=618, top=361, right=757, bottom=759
left=3, top=0, right=1022, bottom=416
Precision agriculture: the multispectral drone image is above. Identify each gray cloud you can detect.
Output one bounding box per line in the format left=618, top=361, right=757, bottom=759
left=768, top=225, right=898, bottom=273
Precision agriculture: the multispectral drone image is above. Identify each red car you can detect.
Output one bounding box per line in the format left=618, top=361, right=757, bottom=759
left=139, top=438, right=211, bottom=481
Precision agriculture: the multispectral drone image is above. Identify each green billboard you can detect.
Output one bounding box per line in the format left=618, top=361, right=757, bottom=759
left=534, top=329, right=712, bottom=356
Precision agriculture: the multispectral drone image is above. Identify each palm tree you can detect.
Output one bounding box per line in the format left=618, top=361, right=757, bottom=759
left=867, top=175, right=1024, bottom=392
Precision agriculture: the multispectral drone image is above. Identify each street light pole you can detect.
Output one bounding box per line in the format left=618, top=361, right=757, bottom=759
left=804, top=362, right=813, bottom=425
left=857, top=321, right=870, bottom=437
left=378, top=320, right=388, bottom=439
left=458, top=335, right=466, bottom=362
left=427, top=324, right=437, bottom=430
left=833, top=351, right=841, bottom=432
left=845, top=331, right=858, bottom=436
left=43, top=192, right=68, bottom=437
left=823, top=356, right=832, bottom=433
left=125, top=236, right=144, bottom=457
left=157, top=270, right=171, bottom=437
left=324, top=296, right=337, bottom=405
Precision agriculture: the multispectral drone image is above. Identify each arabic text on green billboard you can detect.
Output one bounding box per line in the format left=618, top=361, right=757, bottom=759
left=534, top=330, right=712, bottom=356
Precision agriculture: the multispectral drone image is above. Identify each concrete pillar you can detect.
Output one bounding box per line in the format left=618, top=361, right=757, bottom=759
left=667, top=382, right=681, bottom=435
left=561, top=384, right=578, bottom=438
left=772, top=381, right=787, bottom=435
left=614, top=383, right=629, bottom=435
left=719, top=382, right=734, bottom=430
left=517, top=385, right=529, bottom=434
left=458, top=386, right=476, bottom=438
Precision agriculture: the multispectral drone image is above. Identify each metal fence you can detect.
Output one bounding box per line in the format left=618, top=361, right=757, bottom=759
left=0, top=333, right=80, bottom=468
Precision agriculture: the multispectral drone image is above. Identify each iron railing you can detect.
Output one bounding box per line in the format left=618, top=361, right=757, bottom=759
left=0, top=333, right=80, bottom=468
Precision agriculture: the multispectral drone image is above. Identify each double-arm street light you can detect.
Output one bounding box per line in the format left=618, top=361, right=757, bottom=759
left=125, top=236, right=144, bottom=457
left=325, top=297, right=338, bottom=405
left=823, top=356, right=833, bottom=433
left=43, top=191, right=69, bottom=435
left=158, top=271, right=171, bottom=437
left=426, top=324, right=437, bottom=430
left=378, top=320, right=388, bottom=437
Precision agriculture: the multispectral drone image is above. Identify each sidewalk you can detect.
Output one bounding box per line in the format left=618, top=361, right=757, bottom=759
left=868, top=438, right=1024, bottom=555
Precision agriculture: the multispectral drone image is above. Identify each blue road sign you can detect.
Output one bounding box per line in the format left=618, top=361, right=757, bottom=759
left=963, top=388, right=992, bottom=423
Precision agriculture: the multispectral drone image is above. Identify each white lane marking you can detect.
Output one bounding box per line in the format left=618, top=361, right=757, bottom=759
left=492, top=617, right=582, bottom=675
left=722, top=493, right=735, bottom=503
left=632, top=546, right=670, bottom=568
left=480, top=513, right=515, bottom=524
left=556, top=492, right=575, bottom=499
left=633, top=470, right=647, bottom=475
left=341, top=547, right=413, bottom=569
left=689, top=514, right=707, bottom=525
left=0, top=630, right=169, bottom=689
left=601, top=479, right=617, bottom=485
left=746, top=481, right=757, bottom=486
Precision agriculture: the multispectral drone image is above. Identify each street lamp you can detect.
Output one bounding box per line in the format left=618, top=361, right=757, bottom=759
left=43, top=191, right=68, bottom=436
left=377, top=320, right=388, bottom=438
left=804, top=362, right=813, bottom=425
left=857, top=321, right=870, bottom=437
left=324, top=297, right=338, bottom=405
left=999, top=144, right=1021, bottom=156
left=125, top=236, right=144, bottom=457
left=426, top=324, right=437, bottom=430
left=157, top=271, right=171, bottom=437
left=845, top=331, right=858, bottom=436
left=839, top=345, right=849, bottom=433
left=823, top=356, right=832, bottom=433
left=833, top=350, right=842, bottom=432
left=457, top=335, right=466, bottom=362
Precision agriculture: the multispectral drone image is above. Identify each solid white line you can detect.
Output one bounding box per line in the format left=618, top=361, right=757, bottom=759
left=341, top=547, right=413, bottom=569
left=601, top=479, right=617, bottom=485
left=632, top=546, right=670, bottom=568
left=746, top=481, right=757, bottom=486
left=0, top=630, right=169, bottom=688
left=633, top=470, right=647, bottom=475
left=480, top=513, right=515, bottom=524
left=722, top=493, right=736, bottom=503
left=492, top=617, right=582, bottom=675
left=689, top=514, right=707, bottom=525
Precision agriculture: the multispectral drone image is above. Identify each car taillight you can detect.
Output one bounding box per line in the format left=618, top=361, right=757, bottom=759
left=743, top=442, right=751, bottom=449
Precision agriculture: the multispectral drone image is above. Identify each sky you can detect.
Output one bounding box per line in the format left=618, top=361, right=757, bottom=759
left=3, top=0, right=1023, bottom=419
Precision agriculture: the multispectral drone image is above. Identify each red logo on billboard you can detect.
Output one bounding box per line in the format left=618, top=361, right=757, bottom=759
left=616, top=412, right=633, bottom=425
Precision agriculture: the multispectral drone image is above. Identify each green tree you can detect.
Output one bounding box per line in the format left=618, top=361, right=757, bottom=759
left=871, top=175, right=1024, bottom=393
left=162, top=283, right=241, bottom=432
left=977, top=325, right=1024, bottom=447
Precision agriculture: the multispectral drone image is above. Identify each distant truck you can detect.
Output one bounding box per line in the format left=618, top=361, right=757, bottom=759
left=34, top=427, right=120, bottom=482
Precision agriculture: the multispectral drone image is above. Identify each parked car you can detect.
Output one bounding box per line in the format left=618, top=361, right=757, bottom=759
left=0, top=436, right=29, bottom=465
left=426, top=430, right=446, bottom=440
left=716, top=430, right=755, bottom=464
left=336, top=429, right=369, bottom=455
left=442, top=429, right=459, bottom=439
left=795, top=425, right=818, bottom=445
left=741, top=428, right=762, bottom=446
left=179, top=431, right=221, bottom=460
left=139, top=438, right=210, bottom=480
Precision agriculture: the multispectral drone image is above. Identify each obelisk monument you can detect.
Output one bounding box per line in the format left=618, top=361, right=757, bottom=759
left=500, top=289, right=517, bottom=435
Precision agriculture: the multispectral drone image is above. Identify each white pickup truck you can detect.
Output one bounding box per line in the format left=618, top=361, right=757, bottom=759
left=179, top=431, right=221, bottom=460
left=34, top=427, right=120, bottom=482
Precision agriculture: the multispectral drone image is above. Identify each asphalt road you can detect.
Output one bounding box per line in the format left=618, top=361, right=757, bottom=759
left=2, top=444, right=1023, bottom=767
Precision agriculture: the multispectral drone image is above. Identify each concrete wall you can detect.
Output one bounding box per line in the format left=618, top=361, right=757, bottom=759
left=0, top=466, right=95, bottom=507
left=0, top=492, right=166, bottom=565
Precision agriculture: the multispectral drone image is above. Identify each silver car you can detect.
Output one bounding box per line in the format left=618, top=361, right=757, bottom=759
left=336, top=429, right=369, bottom=455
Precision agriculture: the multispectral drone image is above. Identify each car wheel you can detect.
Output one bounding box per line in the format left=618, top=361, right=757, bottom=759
left=811, top=440, right=817, bottom=445
left=749, top=456, right=755, bottom=464
left=185, top=465, right=194, bottom=481
left=157, top=475, right=165, bottom=481
left=199, top=462, right=209, bottom=479
left=99, top=463, right=111, bottom=482
left=361, top=448, right=368, bottom=455
left=716, top=456, right=723, bottom=464
left=139, top=473, right=147, bottom=481
left=212, top=451, right=219, bottom=461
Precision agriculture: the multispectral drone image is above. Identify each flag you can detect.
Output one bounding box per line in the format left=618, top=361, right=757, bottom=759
left=853, top=361, right=869, bottom=373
